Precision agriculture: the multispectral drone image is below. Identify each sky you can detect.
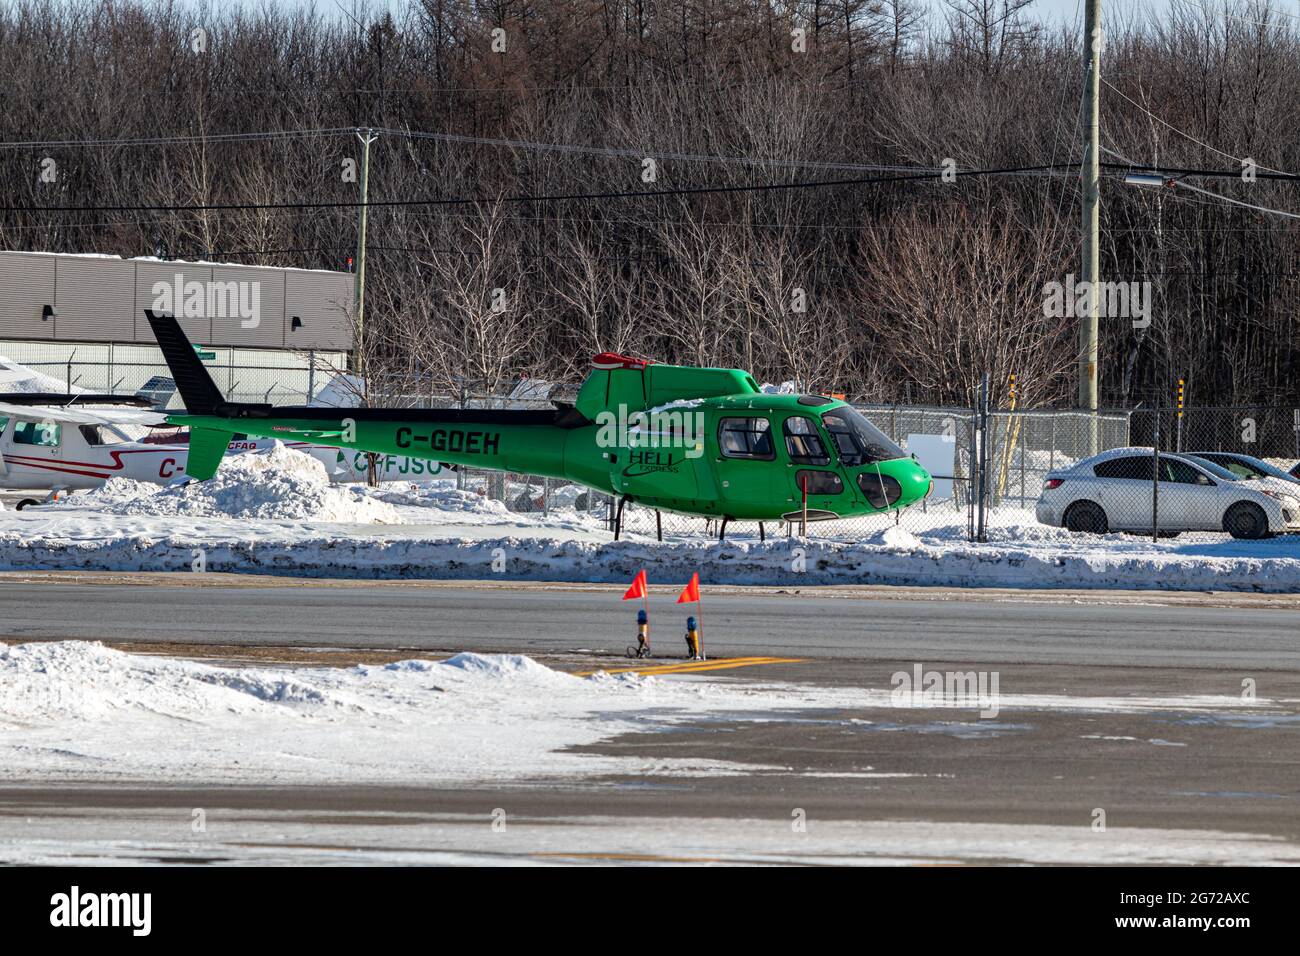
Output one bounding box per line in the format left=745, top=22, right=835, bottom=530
left=124, top=0, right=1300, bottom=31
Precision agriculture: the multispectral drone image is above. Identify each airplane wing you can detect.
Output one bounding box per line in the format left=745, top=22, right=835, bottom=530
left=0, top=392, right=157, bottom=408
left=0, top=401, right=170, bottom=427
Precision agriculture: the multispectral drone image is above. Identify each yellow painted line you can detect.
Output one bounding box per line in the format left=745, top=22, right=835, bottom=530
left=532, top=852, right=739, bottom=864
left=576, top=656, right=781, bottom=677
left=576, top=656, right=804, bottom=677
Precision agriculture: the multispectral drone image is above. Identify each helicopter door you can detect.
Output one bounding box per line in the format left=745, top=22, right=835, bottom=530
left=713, top=415, right=779, bottom=514
left=780, top=415, right=852, bottom=517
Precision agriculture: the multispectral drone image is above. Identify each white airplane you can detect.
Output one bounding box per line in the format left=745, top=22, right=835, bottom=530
left=0, top=394, right=445, bottom=508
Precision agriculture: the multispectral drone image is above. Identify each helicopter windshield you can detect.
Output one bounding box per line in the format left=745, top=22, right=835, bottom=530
left=820, top=407, right=905, bottom=465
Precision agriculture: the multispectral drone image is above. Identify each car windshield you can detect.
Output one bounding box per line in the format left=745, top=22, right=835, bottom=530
left=1182, top=455, right=1242, bottom=482
left=820, top=407, right=905, bottom=465
left=1206, top=453, right=1297, bottom=483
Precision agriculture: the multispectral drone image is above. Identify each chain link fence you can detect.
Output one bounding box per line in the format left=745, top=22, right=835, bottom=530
left=446, top=399, right=1300, bottom=543
left=1131, top=406, right=1300, bottom=461
left=3, top=345, right=346, bottom=407
left=21, top=347, right=1299, bottom=542
left=446, top=401, right=1140, bottom=544
left=1032, top=405, right=1300, bottom=541
left=304, top=394, right=1300, bottom=543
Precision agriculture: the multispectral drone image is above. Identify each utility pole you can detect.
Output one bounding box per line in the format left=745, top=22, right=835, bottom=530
left=353, top=127, right=378, bottom=381
left=353, top=127, right=379, bottom=485
left=1080, top=0, right=1101, bottom=421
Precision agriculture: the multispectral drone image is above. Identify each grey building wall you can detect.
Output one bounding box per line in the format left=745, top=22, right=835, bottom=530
left=0, top=251, right=355, bottom=351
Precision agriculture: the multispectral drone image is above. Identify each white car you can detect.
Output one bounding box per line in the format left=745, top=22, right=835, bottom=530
left=1035, top=447, right=1300, bottom=539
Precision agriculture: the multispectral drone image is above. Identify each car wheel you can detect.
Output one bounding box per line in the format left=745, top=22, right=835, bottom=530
left=14, top=498, right=40, bottom=511
left=1064, top=500, right=1108, bottom=534
left=1224, top=502, right=1271, bottom=540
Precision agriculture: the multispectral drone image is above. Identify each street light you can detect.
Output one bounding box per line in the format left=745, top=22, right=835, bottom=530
left=1124, top=172, right=1168, bottom=187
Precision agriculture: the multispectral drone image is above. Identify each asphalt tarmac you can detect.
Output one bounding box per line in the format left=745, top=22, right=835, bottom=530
left=1, top=574, right=1297, bottom=864
left=0, top=573, right=1298, bottom=668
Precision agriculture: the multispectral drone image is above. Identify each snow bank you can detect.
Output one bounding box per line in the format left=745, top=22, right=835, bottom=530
left=8, top=508, right=1300, bottom=590
left=373, top=483, right=514, bottom=518
left=0, top=642, right=770, bottom=785
left=10, top=470, right=1300, bottom=589
left=1, top=641, right=1281, bottom=789
left=60, top=444, right=401, bottom=524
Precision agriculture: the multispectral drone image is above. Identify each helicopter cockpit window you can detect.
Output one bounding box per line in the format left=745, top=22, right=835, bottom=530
left=783, top=416, right=830, bottom=465
left=820, top=408, right=904, bottom=466
left=718, top=417, right=775, bottom=460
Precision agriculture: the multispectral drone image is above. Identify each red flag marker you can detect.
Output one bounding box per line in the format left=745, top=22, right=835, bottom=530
left=622, top=569, right=651, bottom=654
left=675, top=573, right=705, bottom=660
left=623, top=569, right=648, bottom=601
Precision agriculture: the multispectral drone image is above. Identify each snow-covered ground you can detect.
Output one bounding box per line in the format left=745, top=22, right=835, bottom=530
left=1, top=444, right=1299, bottom=591
left=2, top=642, right=1296, bottom=865
left=8, top=812, right=1295, bottom=867
left=1, top=641, right=1286, bottom=788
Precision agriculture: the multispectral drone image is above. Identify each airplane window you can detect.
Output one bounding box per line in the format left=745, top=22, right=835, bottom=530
left=820, top=408, right=904, bottom=465
left=783, top=417, right=830, bottom=465
left=13, top=420, right=61, bottom=447
left=718, top=417, right=775, bottom=460
left=78, top=424, right=130, bottom=446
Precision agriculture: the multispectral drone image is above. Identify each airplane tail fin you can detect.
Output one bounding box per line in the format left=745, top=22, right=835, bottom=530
left=144, top=310, right=223, bottom=415
left=184, top=426, right=236, bottom=481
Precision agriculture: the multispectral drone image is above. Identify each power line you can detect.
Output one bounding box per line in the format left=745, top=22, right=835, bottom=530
left=1101, top=146, right=1300, bottom=220
left=0, top=121, right=1029, bottom=180
left=0, top=164, right=1077, bottom=214
left=1171, top=180, right=1300, bottom=221
left=2, top=161, right=1290, bottom=217
left=375, top=126, right=950, bottom=175
left=1180, top=0, right=1300, bottom=30
left=1103, top=78, right=1291, bottom=175
left=0, top=128, right=356, bottom=151
left=204, top=243, right=638, bottom=262
left=1100, top=160, right=1299, bottom=182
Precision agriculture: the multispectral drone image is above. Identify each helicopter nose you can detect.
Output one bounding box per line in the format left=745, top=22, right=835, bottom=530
left=906, top=462, right=933, bottom=501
